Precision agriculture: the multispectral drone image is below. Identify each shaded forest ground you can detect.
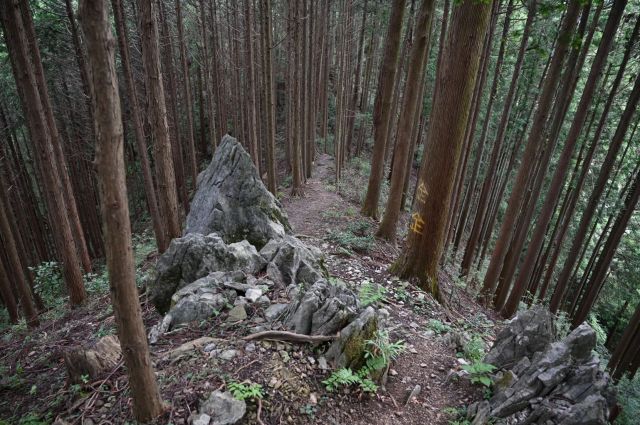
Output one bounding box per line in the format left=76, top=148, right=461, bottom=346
left=0, top=156, right=497, bottom=425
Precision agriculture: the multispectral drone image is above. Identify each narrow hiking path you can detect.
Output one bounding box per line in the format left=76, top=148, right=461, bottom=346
left=281, top=155, right=490, bottom=425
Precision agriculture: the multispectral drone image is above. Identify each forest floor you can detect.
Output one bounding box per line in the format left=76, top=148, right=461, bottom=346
left=0, top=155, right=499, bottom=425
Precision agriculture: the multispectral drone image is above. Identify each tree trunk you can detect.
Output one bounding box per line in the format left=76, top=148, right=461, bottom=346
left=138, top=0, right=182, bottom=244
left=480, top=0, right=581, bottom=305
left=376, top=0, right=435, bottom=242
left=360, top=0, right=406, bottom=218
left=260, top=0, right=277, bottom=193
left=112, top=0, right=167, bottom=253
left=79, top=0, right=165, bottom=420
left=1, top=0, right=87, bottom=306
left=392, top=0, right=493, bottom=301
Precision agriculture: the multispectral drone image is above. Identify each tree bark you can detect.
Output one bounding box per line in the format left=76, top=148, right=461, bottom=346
left=138, top=0, right=182, bottom=244
left=392, top=0, right=493, bottom=300
left=360, top=0, right=406, bottom=218
left=480, top=0, right=581, bottom=305
left=79, top=0, right=165, bottom=420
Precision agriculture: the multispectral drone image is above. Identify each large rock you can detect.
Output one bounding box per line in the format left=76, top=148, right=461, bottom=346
left=151, top=233, right=266, bottom=313
left=470, top=311, right=616, bottom=425
left=484, top=306, right=554, bottom=370
left=260, top=235, right=325, bottom=287
left=186, top=135, right=291, bottom=249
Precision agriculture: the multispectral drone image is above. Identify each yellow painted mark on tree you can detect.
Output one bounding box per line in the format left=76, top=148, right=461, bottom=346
left=416, top=180, right=428, bottom=204
left=410, top=212, right=425, bottom=234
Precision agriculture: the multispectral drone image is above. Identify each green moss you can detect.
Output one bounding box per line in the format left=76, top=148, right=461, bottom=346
left=343, top=318, right=378, bottom=370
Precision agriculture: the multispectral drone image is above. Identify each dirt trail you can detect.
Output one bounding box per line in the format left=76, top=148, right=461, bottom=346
left=281, top=155, right=483, bottom=425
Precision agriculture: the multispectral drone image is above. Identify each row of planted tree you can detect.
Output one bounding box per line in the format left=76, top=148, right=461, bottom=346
left=2, top=0, right=640, bottom=418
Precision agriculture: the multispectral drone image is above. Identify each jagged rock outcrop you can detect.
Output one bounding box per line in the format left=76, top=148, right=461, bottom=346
left=150, top=137, right=387, bottom=371
left=484, top=306, right=554, bottom=370
left=186, top=135, right=291, bottom=249
left=151, top=234, right=266, bottom=313
left=469, top=309, right=616, bottom=425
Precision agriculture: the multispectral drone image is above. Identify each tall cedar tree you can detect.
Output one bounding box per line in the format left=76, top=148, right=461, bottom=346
left=138, top=0, right=182, bottom=245
left=111, top=0, right=167, bottom=252
left=481, top=0, right=582, bottom=306
left=376, top=0, right=435, bottom=242
left=391, top=0, right=493, bottom=300
left=0, top=0, right=87, bottom=306
left=78, top=0, right=165, bottom=420
left=503, top=0, right=627, bottom=316
left=361, top=0, right=406, bottom=218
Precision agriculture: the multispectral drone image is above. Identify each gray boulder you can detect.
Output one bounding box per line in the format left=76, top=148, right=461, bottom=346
left=186, top=135, right=291, bottom=249
left=260, top=235, right=325, bottom=287
left=283, top=279, right=359, bottom=336
left=199, top=391, right=246, bottom=425
left=151, top=233, right=266, bottom=313
left=470, top=313, right=616, bottom=425
left=485, top=306, right=554, bottom=370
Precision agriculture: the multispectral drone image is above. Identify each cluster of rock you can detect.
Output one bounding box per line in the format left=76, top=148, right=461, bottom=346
left=468, top=307, right=616, bottom=425
left=149, top=134, right=387, bottom=367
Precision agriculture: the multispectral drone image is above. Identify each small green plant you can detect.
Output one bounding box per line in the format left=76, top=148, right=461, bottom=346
left=323, top=330, right=404, bottom=394
left=554, top=311, right=571, bottom=339
left=461, top=361, right=496, bottom=387
left=84, top=271, right=109, bottom=294
left=358, top=281, right=387, bottom=306
left=462, top=335, right=486, bottom=362
left=327, top=230, right=374, bottom=253
left=427, top=319, right=452, bottom=335
left=95, top=324, right=114, bottom=338
left=227, top=381, right=264, bottom=401
left=30, top=261, right=65, bottom=307
left=323, top=368, right=361, bottom=392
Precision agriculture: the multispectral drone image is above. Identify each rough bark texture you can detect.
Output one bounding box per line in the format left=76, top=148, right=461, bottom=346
left=79, top=0, right=165, bottom=419
left=360, top=0, right=406, bottom=218
left=138, top=0, right=182, bottom=245
left=392, top=0, right=493, bottom=300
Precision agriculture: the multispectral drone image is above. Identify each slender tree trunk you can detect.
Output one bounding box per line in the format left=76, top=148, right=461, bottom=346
left=377, top=0, right=435, bottom=242
left=175, top=0, right=198, bottom=185
left=112, top=0, right=167, bottom=253
left=480, top=0, right=581, bottom=305
left=1, top=0, right=87, bottom=306
left=79, top=1, right=164, bottom=420
left=138, top=0, right=182, bottom=244
left=360, top=0, right=406, bottom=218
left=392, top=0, right=493, bottom=301
left=460, top=0, right=538, bottom=276
left=261, top=0, right=277, bottom=193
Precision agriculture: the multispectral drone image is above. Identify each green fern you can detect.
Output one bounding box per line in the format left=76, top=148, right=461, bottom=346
left=323, top=368, right=361, bottom=392
left=359, top=281, right=387, bottom=306
left=227, top=381, right=264, bottom=401
left=462, top=362, right=496, bottom=387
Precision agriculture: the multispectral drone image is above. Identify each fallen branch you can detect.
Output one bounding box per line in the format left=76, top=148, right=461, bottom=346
left=243, top=330, right=338, bottom=343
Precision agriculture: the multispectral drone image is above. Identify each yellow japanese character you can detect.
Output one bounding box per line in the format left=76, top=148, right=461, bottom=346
left=416, top=181, right=428, bottom=204
left=410, top=212, right=425, bottom=234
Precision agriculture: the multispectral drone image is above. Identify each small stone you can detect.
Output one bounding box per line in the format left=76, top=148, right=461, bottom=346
left=405, top=385, right=421, bottom=406
left=279, top=351, right=290, bottom=363
left=389, top=369, right=398, bottom=376
left=245, top=343, right=256, bottom=352
left=420, top=363, right=428, bottom=368
left=219, top=349, right=238, bottom=361
left=256, top=295, right=271, bottom=306
left=309, top=393, right=318, bottom=405
left=204, top=343, right=217, bottom=353
left=457, top=358, right=469, bottom=366
left=227, top=305, right=247, bottom=322
left=245, top=288, right=262, bottom=303
left=191, top=413, right=211, bottom=425
left=199, top=390, right=246, bottom=424
left=408, top=346, right=418, bottom=354
left=318, top=357, right=328, bottom=370
left=265, top=304, right=288, bottom=321
left=307, top=356, right=316, bottom=365
left=234, top=297, right=248, bottom=306
left=409, top=322, right=419, bottom=329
